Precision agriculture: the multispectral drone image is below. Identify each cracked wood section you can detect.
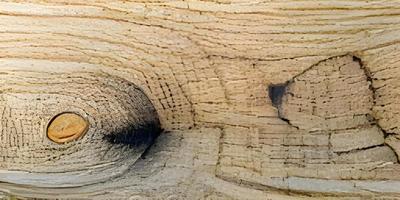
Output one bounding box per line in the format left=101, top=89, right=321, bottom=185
left=0, top=64, right=161, bottom=187
left=2, top=1, right=400, bottom=199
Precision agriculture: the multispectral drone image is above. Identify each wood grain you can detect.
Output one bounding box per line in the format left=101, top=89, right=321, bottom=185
left=1, top=1, right=400, bottom=199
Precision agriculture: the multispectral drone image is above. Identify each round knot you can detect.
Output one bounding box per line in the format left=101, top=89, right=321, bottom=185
left=47, top=113, right=89, bottom=144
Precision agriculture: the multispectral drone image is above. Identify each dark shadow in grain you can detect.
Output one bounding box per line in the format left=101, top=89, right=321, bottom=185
left=104, top=122, right=163, bottom=149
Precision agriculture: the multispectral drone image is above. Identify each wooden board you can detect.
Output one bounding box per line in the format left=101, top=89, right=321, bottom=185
left=1, top=1, right=400, bottom=199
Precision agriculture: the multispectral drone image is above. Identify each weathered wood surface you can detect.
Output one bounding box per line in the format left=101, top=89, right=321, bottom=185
left=1, top=1, right=400, bottom=199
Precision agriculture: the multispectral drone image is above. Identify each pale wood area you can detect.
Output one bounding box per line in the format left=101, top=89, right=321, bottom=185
left=1, top=1, right=400, bottom=199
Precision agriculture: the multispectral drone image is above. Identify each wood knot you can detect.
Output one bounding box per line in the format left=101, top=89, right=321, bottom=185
left=47, top=113, right=89, bottom=144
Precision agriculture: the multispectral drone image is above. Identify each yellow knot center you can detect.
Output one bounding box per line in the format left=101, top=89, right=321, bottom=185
left=47, top=113, right=89, bottom=144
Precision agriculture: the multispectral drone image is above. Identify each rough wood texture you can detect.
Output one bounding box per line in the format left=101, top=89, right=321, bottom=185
left=1, top=1, right=400, bottom=199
